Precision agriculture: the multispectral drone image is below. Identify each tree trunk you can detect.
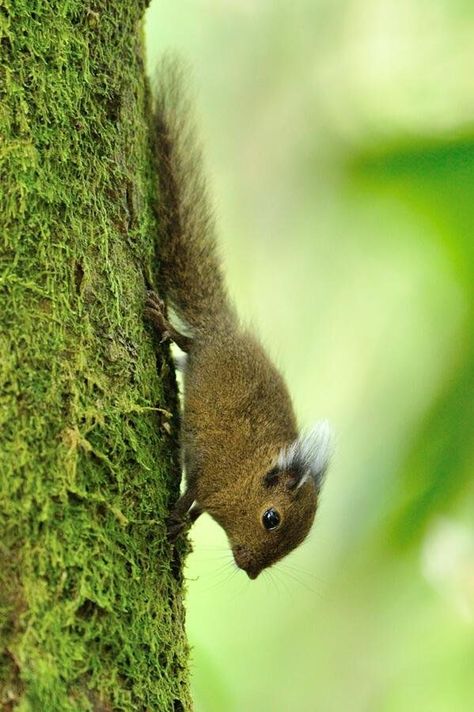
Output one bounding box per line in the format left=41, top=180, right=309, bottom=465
left=0, top=2, right=190, bottom=710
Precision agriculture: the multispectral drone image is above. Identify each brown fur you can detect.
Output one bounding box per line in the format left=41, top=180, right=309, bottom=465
left=152, top=56, right=234, bottom=332
left=150, top=57, right=320, bottom=578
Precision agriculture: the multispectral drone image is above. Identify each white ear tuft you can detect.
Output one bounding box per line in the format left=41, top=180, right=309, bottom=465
left=278, top=420, right=334, bottom=491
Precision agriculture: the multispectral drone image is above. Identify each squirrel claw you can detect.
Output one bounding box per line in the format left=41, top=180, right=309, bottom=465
left=144, top=291, right=193, bottom=353
left=144, top=291, right=169, bottom=339
left=146, top=290, right=166, bottom=312
left=159, top=330, right=172, bottom=345
left=166, top=515, right=188, bottom=542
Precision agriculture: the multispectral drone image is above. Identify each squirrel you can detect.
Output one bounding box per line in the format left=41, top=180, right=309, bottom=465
left=145, top=57, right=332, bottom=580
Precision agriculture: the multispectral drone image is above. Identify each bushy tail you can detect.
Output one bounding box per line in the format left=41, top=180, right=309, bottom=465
left=152, top=55, right=233, bottom=333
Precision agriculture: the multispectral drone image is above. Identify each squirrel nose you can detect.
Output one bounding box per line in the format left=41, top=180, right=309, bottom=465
left=233, top=545, right=260, bottom=578
left=233, top=545, right=250, bottom=569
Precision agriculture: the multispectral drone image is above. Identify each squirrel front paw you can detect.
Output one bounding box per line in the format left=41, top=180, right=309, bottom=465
left=166, top=513, right=189, bottom=542
left=166, top=493, right=203, bottom=542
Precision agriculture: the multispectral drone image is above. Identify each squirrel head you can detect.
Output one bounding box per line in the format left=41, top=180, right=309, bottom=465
left=211, top=421, right=333, bottom=579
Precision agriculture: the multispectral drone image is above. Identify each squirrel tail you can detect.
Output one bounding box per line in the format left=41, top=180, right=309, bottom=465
left=152, top=55, right=234, bottom=334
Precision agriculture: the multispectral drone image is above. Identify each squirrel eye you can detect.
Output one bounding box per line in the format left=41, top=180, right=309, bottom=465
left=262, top=508, right=281, bottom=531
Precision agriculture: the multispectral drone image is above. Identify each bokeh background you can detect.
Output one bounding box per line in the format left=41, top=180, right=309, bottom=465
left=145, top=2, right=474, bottom=710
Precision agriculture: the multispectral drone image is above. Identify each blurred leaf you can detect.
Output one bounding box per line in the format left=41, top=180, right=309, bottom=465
left=351, top=137, right=474, bottom=547
left=389, top=330, right=474, bottom=546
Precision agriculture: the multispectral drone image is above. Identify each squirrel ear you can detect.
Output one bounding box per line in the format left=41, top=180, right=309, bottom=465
left=277, top=420, right=333, bottom=493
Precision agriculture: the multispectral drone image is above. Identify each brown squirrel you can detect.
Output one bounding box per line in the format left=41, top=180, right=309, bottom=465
left=145, top=57, right=332, bottom=579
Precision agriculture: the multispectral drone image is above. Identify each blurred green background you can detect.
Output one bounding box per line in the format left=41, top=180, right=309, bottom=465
left=145, top=2, right=474, bottom=710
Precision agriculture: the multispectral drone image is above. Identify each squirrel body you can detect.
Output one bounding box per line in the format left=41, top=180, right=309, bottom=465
left=147, top=58, right=332, bottom=579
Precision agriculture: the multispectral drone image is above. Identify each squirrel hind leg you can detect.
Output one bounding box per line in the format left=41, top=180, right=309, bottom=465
left=145, top=290, right=193, bottom=352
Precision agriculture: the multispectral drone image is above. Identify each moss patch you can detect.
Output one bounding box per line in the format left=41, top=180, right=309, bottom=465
left=0, top=1, right=191, bottom=709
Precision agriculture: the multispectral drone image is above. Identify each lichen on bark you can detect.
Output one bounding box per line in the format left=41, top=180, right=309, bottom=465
left=0, top=1, right=191, bottom=710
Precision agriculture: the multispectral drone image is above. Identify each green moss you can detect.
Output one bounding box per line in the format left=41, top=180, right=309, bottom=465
left=0, top=1, right=191, bottom=709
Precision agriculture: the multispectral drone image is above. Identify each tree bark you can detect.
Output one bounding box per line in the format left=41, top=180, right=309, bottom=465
left=0, top=2, right=190, bottom=710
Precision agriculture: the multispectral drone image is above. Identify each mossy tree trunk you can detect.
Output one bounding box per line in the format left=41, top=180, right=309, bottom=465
left=0, top=2, right=190, bottom=710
